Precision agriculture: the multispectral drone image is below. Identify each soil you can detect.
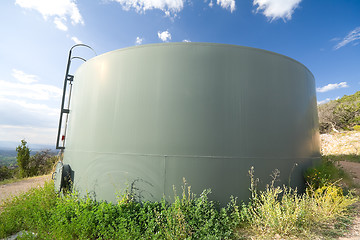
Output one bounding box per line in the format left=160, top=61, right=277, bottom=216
left=323, top=131, right=360, bottom=240
left=339, top=161, right=360, bottom=186
left=337, top=161, right=360, bottom=240
left=0, top=174, right=51, bottom=205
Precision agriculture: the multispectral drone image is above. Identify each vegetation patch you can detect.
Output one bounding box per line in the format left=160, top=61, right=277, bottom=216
left=318, top=91, right=360, bottom=133
left=0, top=164, right=357, bottom=240
left=304, top=155, right=355, bottom=189
left=0, top=140, right=57, bottom=182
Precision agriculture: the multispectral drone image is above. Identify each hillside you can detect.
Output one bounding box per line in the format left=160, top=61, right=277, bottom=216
left=0, top=150, right=16, bottom=167
left=318, top=91, right=360, bottom=133
left=0, top=143, right=58, bottom=167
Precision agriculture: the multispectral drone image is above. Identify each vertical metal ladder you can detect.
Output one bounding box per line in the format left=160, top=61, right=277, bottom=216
left=56, top=44, right=96, bottom=150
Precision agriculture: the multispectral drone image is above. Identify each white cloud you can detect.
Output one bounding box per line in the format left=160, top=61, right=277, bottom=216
left=182, top=39, right=191, bottom=42
left=217, top=0, right=235, bottom=12
left=1, top=69, right=61, bottom=102
left=0, top=69, right=62, bottom=144
left=112, top=0, right=185, bottom=16
left=158, top=30, right=171, bottom=42
left=0, top=96, right=59, bottom=132
left=317, top=96, right=341, bottom=105
left=0, top=125, right=57, bottom=145
left=330, top=37, right=341, bottom=42
left=208, top=0, right=214, bottom=8
left=12, top=69, right=39, bottom=84
left=71, top=36, right=83, bottom=44
left=15, top=0, right=84, bottom=31
left=0, top=76, right=62, bottom=101
left=316, top=82, right=349, bottom=93
left=334, top=27, right=360, bottom=50
left=253, top=0, right=301, bottom=21
left=54, top=17, right=68, bottom=31
left=0, top=97, right=58, bottom=117
left=136, top=37, right=143, bottom=45
left=112, top=0, right=237, bottom=16
left=205, top=0, right=235, bottom=11
left=317, top=98, right=331, bottom=105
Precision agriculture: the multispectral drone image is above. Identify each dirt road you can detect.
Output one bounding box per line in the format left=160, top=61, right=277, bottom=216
left=0, top=174, right=51, bottom=205
left=338, top=161, right=360, bottom=240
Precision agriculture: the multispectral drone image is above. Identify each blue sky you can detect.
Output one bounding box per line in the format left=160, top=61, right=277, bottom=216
left=0, top=0, right=359, bottom=145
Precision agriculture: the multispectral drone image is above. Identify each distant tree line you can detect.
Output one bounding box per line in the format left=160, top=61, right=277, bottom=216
left=318, top=91, right=360, bottom=133
left=0, top=140, right=58, bottom=181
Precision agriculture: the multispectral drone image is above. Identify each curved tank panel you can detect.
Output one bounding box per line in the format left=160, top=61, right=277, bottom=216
left=62, top=43, right=320, bottom=204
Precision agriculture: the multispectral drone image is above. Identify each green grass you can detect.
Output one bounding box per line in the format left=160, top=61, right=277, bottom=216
left=0, top=181, right=239, bottom=239
left=0, top=177, right=23, bottom=185
left=0, top=174, right=50, bottom=186
left=0, top=165, right=358, bottom=240
left=325, top=154, right=360, bottom=163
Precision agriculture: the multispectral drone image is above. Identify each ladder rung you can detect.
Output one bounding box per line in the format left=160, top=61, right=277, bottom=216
left=67, top=75, right=74, bottom=81
left=62, top=109, right=70, bottom=114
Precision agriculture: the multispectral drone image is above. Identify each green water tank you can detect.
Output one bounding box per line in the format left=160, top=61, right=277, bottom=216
left=61, top=43, right=320, bottom=204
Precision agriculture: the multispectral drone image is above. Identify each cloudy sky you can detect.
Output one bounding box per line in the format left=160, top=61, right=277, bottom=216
left=0, top=0, right=359, bottom=145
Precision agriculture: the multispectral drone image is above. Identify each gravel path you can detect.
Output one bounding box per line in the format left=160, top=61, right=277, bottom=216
left=0, top=174, right=51, bottom=205
left=339, top=161, right=360, bottom=186
left=337, top=160, right=360, bottom=240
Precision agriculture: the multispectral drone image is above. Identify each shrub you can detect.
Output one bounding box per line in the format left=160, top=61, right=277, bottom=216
left=318, top=91, right=360, bottom=133
left=239, top=167, right=357, bottom=239
left=15, top=139, right=58, bottom=179
left=304, top=155, right=353, bottom=189
left=28, top=150, right=58, bottom=177
left=0, top=166, right=13, bottom=181
left=353, top=125, right=360, bottom=131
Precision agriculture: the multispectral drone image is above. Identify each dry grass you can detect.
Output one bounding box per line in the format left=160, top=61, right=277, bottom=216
left=321, top=132, right=360, bottom=156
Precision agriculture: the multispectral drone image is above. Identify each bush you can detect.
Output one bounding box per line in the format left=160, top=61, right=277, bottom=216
left=318, top=91, right=360, bottom=133
left=304, top=155, right=354, bottom=189
left=15, top=139, right=58, bottom=178
left=0, top=166, right=13, bottom=181
left=28, top=150, right=58, bottom=177
left=353, top=125, right=360, bottom=131
left=240, top=167, right=357, bottom=239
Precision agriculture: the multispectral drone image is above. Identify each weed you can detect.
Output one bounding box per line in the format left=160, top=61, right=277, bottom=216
left=326, top=154, right=360, bottom=163
left=239, top=167, right=358, bottom=239
left=304, top=155, right=354, bottom=189
left=0, top=168, right=357, bottom=240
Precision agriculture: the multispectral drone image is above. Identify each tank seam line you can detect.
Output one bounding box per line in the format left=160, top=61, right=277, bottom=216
left=65, top=150, right=320, bottom=159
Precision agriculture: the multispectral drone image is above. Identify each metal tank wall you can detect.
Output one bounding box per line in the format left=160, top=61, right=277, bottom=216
left=62, top=43, right=320, bottom=205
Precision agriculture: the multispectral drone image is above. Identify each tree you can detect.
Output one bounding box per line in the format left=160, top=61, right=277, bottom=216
left=0, top=166, right=12, bottom=181
left=16, top=139, right=30, bottom=178
left=28, top=149, right=57, bottom=176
